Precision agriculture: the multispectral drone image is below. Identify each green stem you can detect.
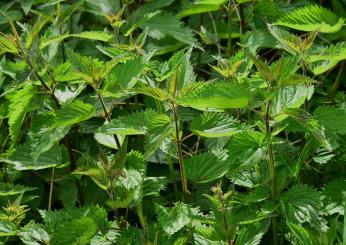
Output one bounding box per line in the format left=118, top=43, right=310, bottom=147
left=167, top=156, right=179, bottom=200
left=48, top=167, right=55, bottom=210
left=172, top=104, right=189, bottom=199
left=265, top=101, right=278, bottom=245
left=328, top=61, right=344, bottom=99
left=137, top=205, right=147, bottom=239
left=227, top=0, right=233, bottom=56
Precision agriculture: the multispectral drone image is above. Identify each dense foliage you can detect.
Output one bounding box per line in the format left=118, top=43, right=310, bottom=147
left=0, top=0, right=346, bottom=244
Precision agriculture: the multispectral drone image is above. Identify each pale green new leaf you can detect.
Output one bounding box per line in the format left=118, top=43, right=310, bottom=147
left=52, top=100, right=95, bottom=128
left=185, top=151, right=229, bottom=183
left=26, top=15, right=50, bottom=50
left=190, top=112, right=242, bottom=137
left=276, top=5, right=344, bottom=33
left=176, top=82, right=250, bottom=110
left=7, top=85, right=36, bottom=146
left=268, top=25, right=301, bottom=54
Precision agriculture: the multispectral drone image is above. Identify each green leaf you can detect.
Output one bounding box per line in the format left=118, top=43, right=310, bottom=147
left=314, top=106, right=346, bottom=134
left=286, top=222, right=313, bottom=245
left=177, top=0, right=227, bottom=18
left=306, top=42, right=346, bottom=75
left=139, top=13, right=196, bottom=45
left=236, top=220, right=270, bottom=245
left=323, top=179, right=346, bottom=206
left=281, top=185, right=323, bottom=230
left=98, top=110, right=159, bottom=135
left=176, top=82, right=250, bottom=110
left=19, top=221, right=50, bottom=245
left=7, top=85, right=36, bottom=146
left=268, top=25, right=301, bottom=54
left=0, top=221, right=17, bottom=237
left=190, top=112, right=242, bottom=137
left=143, top=177, right=167, bottom=196
left=0, top=183, right=35, bottom=196
left=275, top=5, right=344, bottom=33
left=156, top=202, right=201, bottom=235
left=1, top=144, right=63, bottom=170
left=26, top=16, right=50, bottom=50
left=227, top=130, right=266, bottom=172
left=51, top=217, right=97, bottom=245
left=52, top=100, right=95, bottom=128
left=40, top=31, right=113, bottom=49
left=185, top=151, right=229, bottom=183
left=144, top=114, right=173, bottom=159
left=271, top=85, right=314, bottom=121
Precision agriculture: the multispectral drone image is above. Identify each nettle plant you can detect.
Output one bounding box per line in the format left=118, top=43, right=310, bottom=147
left=0, top=0, right=346, bottom=244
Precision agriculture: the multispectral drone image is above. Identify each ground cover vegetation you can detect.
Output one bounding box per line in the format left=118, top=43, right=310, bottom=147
left=0, top=0, right=346, bottom=244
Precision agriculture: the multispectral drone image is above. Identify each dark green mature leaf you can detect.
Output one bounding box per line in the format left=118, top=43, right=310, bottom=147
left=276, top=5, right=344, bottom=33
left=52, top=100, right=95, bottom=128
left=7, top=85, right=36, bottom=146
left=271, top=85, right=314, bottom=121
left=236, top=220, right=270, bottom=245
left=323, top=179, right=346, bottom=206
left=185, top=151, right=228, bottom=183
left=314, top=106, right=346, bottom=134
left=98, top=110, right=158, bottom=135
left=190, top=112, right=242, bottom=137
left=176, top=82, right=250, bottom=110
left=139, top=13, right=196, bottom=45
left=281, top=185, right=323, bottom=230
left=227, top=130, right=266, bottom=171
left=286, top=222, right=313, bottom=245
left=144, top=114, right=173, bottom=158
left=0, top=183, right=35, bottom=196
left=156, top=202, right=201, bottom=235
left=51, top=217, right=97, bottom=245
left=1, top=144, right=63, bottom=170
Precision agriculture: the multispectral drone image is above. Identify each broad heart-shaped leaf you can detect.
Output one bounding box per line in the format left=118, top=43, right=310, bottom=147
left=227, top=130, right=266, bottom=172
left=271, top=85, right=314, bottom=121
left=190, top=112, right=242, bottom=137
left=275, top=5, right=344, bottom=33
left=176, top=82, right=250, bottom=111
left=98, top=110, right=159, bottom=135
left=185, top=151, right=229, bottom=183
left=280, top=185, right=324, bottom=231
left=7, top=85, right=36, bottom=146
left=1, top=144, right=63, bottom=170
left=286, top=222, right=313, bottom=245
left=52, top=100, right=95, bottom=128
left=144, top=114, right=173, bottom=159
left=314, top=106, right=346, bottom=135
left=236, top=220, right=270, bottom=245
left=155, top=202, right=201, bottom=235
left=0, top=183, right=36, bottom=196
